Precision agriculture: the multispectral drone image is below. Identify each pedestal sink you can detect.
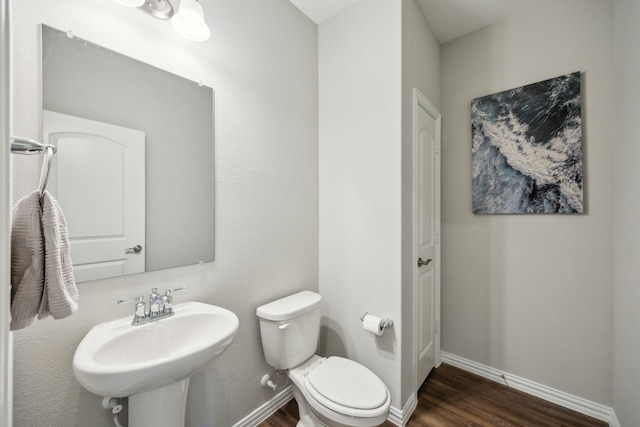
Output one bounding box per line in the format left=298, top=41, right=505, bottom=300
left=73, top=301, right=239, bottom=427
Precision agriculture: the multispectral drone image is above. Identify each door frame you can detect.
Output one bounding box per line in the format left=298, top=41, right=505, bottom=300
left=1, top=0, right=13, bottom=425
left=412, top=87, right=441, bottom=395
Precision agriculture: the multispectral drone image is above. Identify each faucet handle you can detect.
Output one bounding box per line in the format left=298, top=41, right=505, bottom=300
left=163, top=287, right=187, bottom=298
left=117, top=295, right=144, bottom=305
left=117, top=296, right=147, bottom=324
left=160, top=287, right=186, bottom=314
left=149, top=288, right=162, bottom=316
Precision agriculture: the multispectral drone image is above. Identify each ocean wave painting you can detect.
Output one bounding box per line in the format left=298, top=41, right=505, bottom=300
left=471, top=72, right=583, bottom=214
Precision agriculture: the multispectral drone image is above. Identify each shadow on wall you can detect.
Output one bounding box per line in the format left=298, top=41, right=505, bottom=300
left=320, top=317, right=396, bottom=357
left=374, top=324, right=395, bottom=355
left=319, top=318, right=347, bottom=358
left=187, top=362, right=232, bottom=425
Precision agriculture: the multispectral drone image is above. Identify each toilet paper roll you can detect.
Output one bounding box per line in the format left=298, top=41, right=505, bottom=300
left=362, top=313, right=385, bottom=336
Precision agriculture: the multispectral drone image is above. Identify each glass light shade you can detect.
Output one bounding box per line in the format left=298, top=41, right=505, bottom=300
left=171, top=0, right=211, bottom=42
left=113, top=0, right=146, bottom=7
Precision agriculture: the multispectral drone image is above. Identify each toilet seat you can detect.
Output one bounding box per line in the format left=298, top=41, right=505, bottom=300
left=303, top=357, right=390, bottom=418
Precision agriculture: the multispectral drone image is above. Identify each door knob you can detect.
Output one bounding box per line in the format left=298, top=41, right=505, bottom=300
left=417, top=257, right=432, bottom=267
left=126, top=244, right=143, bottom=253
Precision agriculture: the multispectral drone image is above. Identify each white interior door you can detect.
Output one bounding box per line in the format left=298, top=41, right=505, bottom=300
left=43, top=110, right=145, bottom=283
left=414, top=89, right=441, bottom=389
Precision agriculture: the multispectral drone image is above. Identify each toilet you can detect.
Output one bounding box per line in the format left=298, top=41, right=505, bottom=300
left=256, top=291, right=391, bottom=427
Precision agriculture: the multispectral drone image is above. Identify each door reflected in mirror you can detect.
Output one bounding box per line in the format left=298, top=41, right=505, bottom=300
left=41, top=25, right=215, bottom=283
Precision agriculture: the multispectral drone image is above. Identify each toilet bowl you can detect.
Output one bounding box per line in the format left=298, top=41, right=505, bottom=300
left=290, top=355, right=391, bottom=427
left=256, top=291, right=391, bottom=427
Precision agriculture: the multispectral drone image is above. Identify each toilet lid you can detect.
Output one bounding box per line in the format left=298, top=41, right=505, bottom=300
left=305, top=357, right=388, bottom=410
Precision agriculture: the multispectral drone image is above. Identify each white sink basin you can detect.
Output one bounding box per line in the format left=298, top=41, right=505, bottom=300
left=73, top=301, right=239, bottom=398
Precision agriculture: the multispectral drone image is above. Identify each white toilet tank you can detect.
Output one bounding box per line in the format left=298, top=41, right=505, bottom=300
left=256, top=291, right=322, bottom=370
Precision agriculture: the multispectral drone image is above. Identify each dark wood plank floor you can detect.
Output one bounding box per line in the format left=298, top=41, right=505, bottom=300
left=258, top=364, right=607, bottom=427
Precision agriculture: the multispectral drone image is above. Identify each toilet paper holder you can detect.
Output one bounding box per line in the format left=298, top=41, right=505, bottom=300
left=360, top=312, right=394, bottom=329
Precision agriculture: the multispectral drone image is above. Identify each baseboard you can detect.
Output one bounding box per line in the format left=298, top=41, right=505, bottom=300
left=236, top=383, right=417, bottom=427
left=232, top=356, right=623, bottom=427
left=232, top=385, right=293, bottom=427
left=609, top=410, right=621, bottom=427
left=387, top=392, right=417, bottom=426
left=441, top=352, right=618, bottom=426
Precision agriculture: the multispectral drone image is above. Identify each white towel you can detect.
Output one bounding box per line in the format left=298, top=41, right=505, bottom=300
left=39, top=191, right=78, bottom=320
left=10, top=191, right=45, bottom=330
left=10, top=190, right=78, bottom=330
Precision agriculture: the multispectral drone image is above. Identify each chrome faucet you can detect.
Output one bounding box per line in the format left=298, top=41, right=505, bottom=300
left=118, top=287, right=187, bottom=326
left=149, top=288, right=161, bottom=318
left=116, top=295, right=147, bottom=325
left=161, top=287, right=186, bottom=313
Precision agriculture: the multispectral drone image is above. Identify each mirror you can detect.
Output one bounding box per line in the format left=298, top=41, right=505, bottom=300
left=41, top=25, right=214, bottom=282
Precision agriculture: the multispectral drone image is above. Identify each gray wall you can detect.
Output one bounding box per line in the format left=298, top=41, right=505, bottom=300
left=400, top=0, right=440, bottom=406
left=318, top=0, right=404, bottom=410
left=440, top=0, right=614, bottom=405
left=0, top=0, right=12, bottom=424
left=612, top=0, right=640, bottom=425
left=10, top=0, right=638, bottom=425
left=318, top=0, right=441, bottom=415
left=11, top=0, right=318, bottom=425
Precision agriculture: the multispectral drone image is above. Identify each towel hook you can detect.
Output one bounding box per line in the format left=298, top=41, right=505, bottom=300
left=10, top=136, right=57, bottom=196
left=37, top=146, right=55, bottom=197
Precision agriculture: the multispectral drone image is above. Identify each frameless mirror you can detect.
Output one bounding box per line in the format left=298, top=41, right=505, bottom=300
left=41, top=25, right=214, bottom=283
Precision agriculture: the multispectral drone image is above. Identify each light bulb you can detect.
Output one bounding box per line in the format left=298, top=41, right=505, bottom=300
left=113, top=0, right=146, bottom=7
left=171, top=0, right=211, bottom=42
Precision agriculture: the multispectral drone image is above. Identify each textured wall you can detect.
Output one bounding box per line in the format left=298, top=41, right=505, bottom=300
left=318, top=0, right=403, bottom=411
left=400, top=0, right=440, bottom=406
left=317, top=0, right=441, bottom=413
left=10, top=0, right=318, bottom=426
left=440, top=0, right=614, bottom=405
left=1, top=0, right=12, bottom=424
left=612, top=0, right=640, bottom=424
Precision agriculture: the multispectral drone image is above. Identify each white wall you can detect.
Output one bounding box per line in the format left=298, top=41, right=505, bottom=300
left=10, top=0, right=318, bottom=425
left=400, top=0, right=440, bottom=406
left=318, top=0, right=440, bottom=413
left=440, top=0, right=614, bottom=405
left=318, top=0, right=403, bottom=410
left=10, top=0, right=633, bottom=424
left=1, top=0, right=12, bottom=425
left=612, top=0, right=640, bottom=425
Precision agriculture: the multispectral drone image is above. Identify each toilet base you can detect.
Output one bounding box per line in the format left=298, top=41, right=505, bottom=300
left=287, top=355, right=389, bottom=427
left=291, top=381, right=385, bottom=427
left=297, top=418, right=320, bottom=427
left=293, top=383, right=325, bottom=427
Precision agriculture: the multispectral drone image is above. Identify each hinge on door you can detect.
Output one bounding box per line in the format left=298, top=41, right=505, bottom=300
left=434, top=320, right=439, bottom=334
left=435, top=230, right=440, bottom=244
left=435, top=141, right=440, bottom=154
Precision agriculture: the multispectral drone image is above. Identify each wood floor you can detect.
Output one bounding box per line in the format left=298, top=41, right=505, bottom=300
left=258, top=364, right=607, bottom=427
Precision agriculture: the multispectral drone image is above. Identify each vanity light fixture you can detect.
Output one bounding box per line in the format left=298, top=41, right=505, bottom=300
left=113, top=0, right=211, bottom=42
left=113, top=0, right=146, bottom=7
left=171, top=0, right=211, bottom=41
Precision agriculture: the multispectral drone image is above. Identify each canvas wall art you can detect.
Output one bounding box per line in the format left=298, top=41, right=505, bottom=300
left=471, top=71, right=583, bottom=214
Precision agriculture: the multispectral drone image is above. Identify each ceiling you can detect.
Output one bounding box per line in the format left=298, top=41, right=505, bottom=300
left=289, top=0, right=545, bottom=44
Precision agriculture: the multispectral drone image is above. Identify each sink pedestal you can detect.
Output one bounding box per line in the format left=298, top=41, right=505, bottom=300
left=129, top=378, right=190, bottom=427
